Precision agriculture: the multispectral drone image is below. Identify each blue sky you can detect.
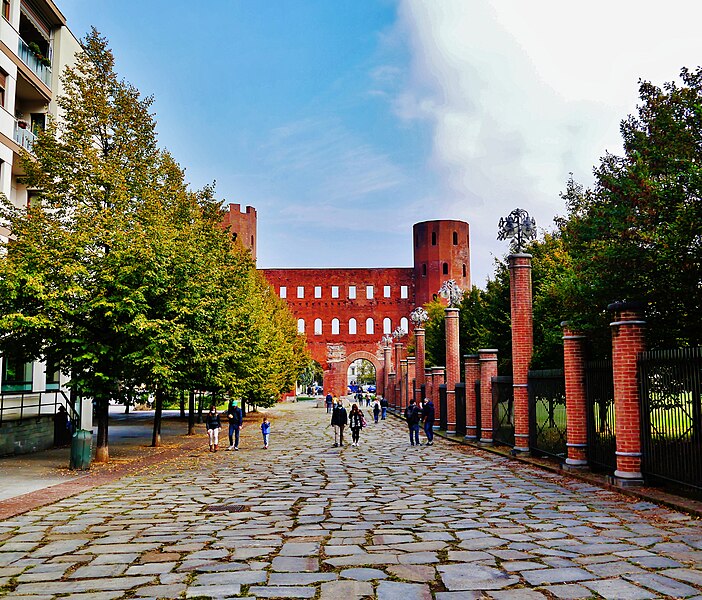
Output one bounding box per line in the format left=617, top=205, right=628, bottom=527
left=59, top=1, right=702, bottom=286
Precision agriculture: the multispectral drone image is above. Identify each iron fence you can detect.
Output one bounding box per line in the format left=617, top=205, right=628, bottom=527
left=439, top=384, right=447, bottom=430
left=492, top=376, right=514, bottom=447
left=528, top=369, right=566, bottom=459
left=475, top=380, right=482, bottom=440
left=455, top=383, right=466, bottom=436
left=585, top=359, right=616, bottom=472
left=0, top=390, right=78, bottom=428
left=639, top=347, right=702, bottom=497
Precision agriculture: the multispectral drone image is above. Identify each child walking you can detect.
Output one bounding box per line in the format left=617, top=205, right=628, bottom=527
left=261, top=416, right=271, bottom=449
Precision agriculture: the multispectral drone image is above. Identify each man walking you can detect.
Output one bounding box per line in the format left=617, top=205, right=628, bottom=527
left=325, top=392, right=333, bottom=413
left=421, top=397, right=435, bottom=446
left=226, top=399, right=243, bottom=451
left=404, top=399, right=421, bottom=446
left=331, top=400, right=348, bottom=447
left=379, top=396, right=388, bottom=420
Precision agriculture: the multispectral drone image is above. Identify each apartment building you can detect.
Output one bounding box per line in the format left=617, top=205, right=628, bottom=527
left=0, top=0, right=81, bottom=454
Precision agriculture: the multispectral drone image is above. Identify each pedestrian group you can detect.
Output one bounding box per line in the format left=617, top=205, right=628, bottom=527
left=205, top=399, right=271, bottom=452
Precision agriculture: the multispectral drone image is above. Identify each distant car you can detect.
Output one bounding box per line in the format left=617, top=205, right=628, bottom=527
left=367, top=385, right=376, bottom=393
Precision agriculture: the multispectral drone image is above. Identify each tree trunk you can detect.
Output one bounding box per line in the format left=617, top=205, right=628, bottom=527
left=151, top=388, right=163, bottom=447
left=188, top=390, right=196, bottom=435
left=179, top=389, right=185, bottom=418
left=95, top=395, right=109, bottom=462
left=197, top=392, right=204, bottom=423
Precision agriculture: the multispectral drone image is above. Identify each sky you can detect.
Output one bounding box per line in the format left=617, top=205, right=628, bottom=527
left=59, top=0, right=702, bottom=287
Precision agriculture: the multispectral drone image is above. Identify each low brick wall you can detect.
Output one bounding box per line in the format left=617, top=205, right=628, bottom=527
left=0, top=416, right=55, bottom=456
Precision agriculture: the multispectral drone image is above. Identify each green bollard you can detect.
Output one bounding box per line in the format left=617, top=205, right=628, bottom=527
left=69, top=429, right=93, bottom=470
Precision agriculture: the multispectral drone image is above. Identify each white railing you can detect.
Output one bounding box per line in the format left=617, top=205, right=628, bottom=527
left=13, top=120, right=36, bottom=152
left=17, top=36, right=52, bottom=87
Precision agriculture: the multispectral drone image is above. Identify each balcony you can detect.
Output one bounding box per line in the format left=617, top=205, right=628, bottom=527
left=13, top=120, right=36, bottom=152
left=17, top=36, right=52, bottom=87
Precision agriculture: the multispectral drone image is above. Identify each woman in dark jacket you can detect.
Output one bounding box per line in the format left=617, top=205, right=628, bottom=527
left=349, top=403, right=364, bottom=447
left=205, top=405, right=222, bottom=452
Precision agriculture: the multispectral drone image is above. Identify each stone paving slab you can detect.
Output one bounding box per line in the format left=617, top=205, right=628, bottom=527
left=0, top=401, right=701, bottom=599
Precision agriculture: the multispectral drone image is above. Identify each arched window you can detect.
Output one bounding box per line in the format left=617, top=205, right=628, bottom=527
left=462, top=264, right=467, bottom=277
left=251, top=235, right=254, bottom=246
left=314, top=319, right=322, bottom=335
left=366, top=318, right=374, bottom=335
left=349, top=318, right=357, bottom=335
left=297, top=319, right=305, bottom=334
left=422, top=263, right=426, bottom=276
left=331, top=318, right=340, bottom=335
left=443, top=262, right=449, bottom=275
left=383, top=317, right=392, bottom=334
left=431, top=231, right=437, bottom=245
left=453, top=231, right=458, bottom=245
left=400, top=317, right=409, bottom=333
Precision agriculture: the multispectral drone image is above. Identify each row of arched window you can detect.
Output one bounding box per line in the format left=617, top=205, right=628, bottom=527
left=298, top=316, right=409, bottom=336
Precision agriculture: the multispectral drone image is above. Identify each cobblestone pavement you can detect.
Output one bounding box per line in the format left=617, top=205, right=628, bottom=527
left=1, top=400, right=701, bottom=600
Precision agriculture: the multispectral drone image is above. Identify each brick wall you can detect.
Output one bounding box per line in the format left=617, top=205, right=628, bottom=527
left=0, top=416, right=55, bottom=456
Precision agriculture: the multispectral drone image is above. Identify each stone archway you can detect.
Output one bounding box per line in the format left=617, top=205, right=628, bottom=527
left=342, top=350, right=383, bottom=396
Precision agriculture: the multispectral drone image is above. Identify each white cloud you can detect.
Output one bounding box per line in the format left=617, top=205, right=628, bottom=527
left=396, top=0, right=702, bottom=285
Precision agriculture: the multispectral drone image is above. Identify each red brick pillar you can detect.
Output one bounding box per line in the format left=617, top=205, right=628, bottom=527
left=509, top=253, right=533, bottom=454
left=383, top=342, right=393, bottom=400
left=415, top=327, right=426, bottom=401
left=431, top=366, right=445, bottom=427
left=464, top=354, right=480, bottom=441
left=388, top=373, right=396, bottom=408
left=394, top=342, right=403, bottom=410
left=479, top=349, right=498, bottom=444
left=400, top=358, right=408, bottom=410
left=407, top=356, right=416, bottom=405
left=424, top=369, right=433, bottom=414
left=609, top=302, right=646, bottom=486
left=562, top=322, right=588, bottom=469
left=445, top=307, right=460, bottom=434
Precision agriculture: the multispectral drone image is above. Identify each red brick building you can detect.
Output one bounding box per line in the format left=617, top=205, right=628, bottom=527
left=222, top=204, right=470, bottom=395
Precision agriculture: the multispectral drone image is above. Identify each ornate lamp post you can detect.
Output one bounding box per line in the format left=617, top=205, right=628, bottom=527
left=380, top=334, right=393, bottom=400
left=439, top=279, right=464, bottom=307
left=439, top=280, right=462, bottom=433
left=498, top=208, right=536, bottom=453
left=410, top=307, right=429, bottom=405
left=391, top=327, right=406, bottom=410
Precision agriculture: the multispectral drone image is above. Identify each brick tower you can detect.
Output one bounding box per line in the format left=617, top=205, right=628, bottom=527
left=222, top=203, right=257, bottom=260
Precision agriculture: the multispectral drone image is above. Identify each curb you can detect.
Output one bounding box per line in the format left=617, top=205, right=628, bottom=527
left=386, top=409, right=702, bottom=518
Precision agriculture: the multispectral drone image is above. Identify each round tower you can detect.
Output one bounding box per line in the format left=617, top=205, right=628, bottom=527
left=413, top=220, right=470, bottom=307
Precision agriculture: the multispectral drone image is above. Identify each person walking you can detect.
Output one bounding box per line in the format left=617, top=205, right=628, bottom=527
left=379, top=396, right=388, bottom=420
left=226, top=399, right=243, bottom=451
left=421, top=397, right=435, bottom=446
left=349, top=403, right=365, bottom=447
left=331, top=400, right=348, bottom=447
left=205, top=405, right=222, bottom=452
left=404, top=399, right=421, bottom=446
left=261, top=416, right=271, bottom=449
left=325, top=392, right=333, bottom=413
left=365, top=393, right=371, bottom=407
left=372, top=398, right=381, bottom=423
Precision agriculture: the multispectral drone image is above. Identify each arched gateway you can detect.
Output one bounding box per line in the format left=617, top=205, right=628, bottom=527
left=224, top=207, right=471, bottom=396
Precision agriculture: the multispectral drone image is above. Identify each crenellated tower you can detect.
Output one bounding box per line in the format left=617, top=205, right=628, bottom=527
left=222, top=203, right=257, bottom=261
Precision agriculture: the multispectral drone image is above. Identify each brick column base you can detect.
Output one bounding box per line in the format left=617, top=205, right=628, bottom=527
left=562, top=322, right=588, bottom=469
left=479, top=349, right=497, bottom=444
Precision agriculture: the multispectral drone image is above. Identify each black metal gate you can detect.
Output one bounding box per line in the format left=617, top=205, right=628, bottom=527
left=528, top=370, right=566, bottom=459
left=492, top=376, right=514, bottom=446
left=585, top=359, right=616, bottom=472
left=455, top=383, right=466, bottom=436
left=475, top=380, right=482, bottom=440
left=439, top=384, right=447, bottom=430
left=639, top=347, right=702, bottom=497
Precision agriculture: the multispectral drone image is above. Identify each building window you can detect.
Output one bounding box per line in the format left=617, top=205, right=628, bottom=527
left=422, top=263, right=426, bottom=276
left=1, top=353, right=32, bottom=393
left=2, top=1, right=9, bottom=21
left=251, top=235, right=254, bottom=246
left=0, top=69, right=6, bottom=108
left=463, top=264, right=467, bottom=277
left=331, top=318, right=340, bottom=335
left=314, top=286, right=322, bottom=298
left=348, top=285, right=356, bottom=299
left=366, top=285, right=373, bottom=299
left=279, top=286, right=287, bottom=299
left=431, top=231, right=436, bottom=245
left=453, top=231, right=458, bottom=245
left=401, top=285, right=408, bottom=299
left=297, top=286, right=304, bottom=298
left=443, top=262, right=449, bottom=275
left=400, top=317, right=409, bottom=333
left=45, top=357, right=60, bottom=390
left=366, top=318, right=374, bottom=335
left=383, top=285, right=390, bottom=298
left=383, top=317, right=392, bottom=334
left=349, top=318, right=357, bottom=335
left=314, top=319, right=322, bottom=335
left=331, top=286, right=339, bottom=298
left=297, top=319, right=305, bottom=334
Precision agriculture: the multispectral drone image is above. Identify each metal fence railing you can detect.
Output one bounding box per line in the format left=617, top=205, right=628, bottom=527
left=455, top=383, right=466, bottom=437
left=0, top=390, right=78, bottom=429
left=492, top=376, right=514, bottom=447
left=474, top=380, right=482, bottom=440
left=528, top=369, right=566, bottom=459
left=639, top=347, right=702, bottom=497
left=439, top=385, right=447, bottom=430
left=585, top=360, right=616, bottom=472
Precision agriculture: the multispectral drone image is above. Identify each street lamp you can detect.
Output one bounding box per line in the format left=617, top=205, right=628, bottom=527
left=497, top=208, right=537, bottom=253
left=438, top=279, right=463, bottom=307
left=410, top=306, right=429, bottom=327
